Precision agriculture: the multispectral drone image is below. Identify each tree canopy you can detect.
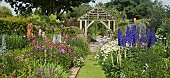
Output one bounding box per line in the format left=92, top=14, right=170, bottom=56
left=65, top=3, right=92, bottom=18
left=105, top=0, right=157, bottom=19
left=0, top=6, right=12, bottom=17
left=5, top=0, right=95, bottom=16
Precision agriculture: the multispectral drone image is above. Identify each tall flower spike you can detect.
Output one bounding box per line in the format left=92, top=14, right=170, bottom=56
left=126, top=26, right=132, bottom=46
left=140, top=26, right=146, bottom=43
left=147, top=29, right=152, bottom=48
left=122, top=35, right=126, bottom=47
left=132, top=24, right=137, bottom=46
left=151, top=32, right=156, bottom=46
left=118, top=28, right=123, bottom=46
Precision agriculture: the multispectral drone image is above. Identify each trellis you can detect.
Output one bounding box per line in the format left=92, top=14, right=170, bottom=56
left=78, top=5, right=116, bottom=38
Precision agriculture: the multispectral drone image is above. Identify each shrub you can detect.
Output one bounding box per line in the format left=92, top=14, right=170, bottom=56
left=0, top=6, right=12, bottom=17
left=72, top=46, right=85, bottom=67
left=0, top=16, right=27, bottom=34
left=67, top=37, right=90, bottom=67
left=71, top=37, right=90, bottom=56
left=62, top=26, right=81, bottom=38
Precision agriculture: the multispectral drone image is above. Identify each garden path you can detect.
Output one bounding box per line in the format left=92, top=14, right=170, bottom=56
left=70, top=36, right=110, bottom=78
left=76, top=53, right=106, bottom=78
left=75, top=36, right=110, bottom=78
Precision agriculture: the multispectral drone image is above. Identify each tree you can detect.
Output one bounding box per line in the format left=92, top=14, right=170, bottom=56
left=5, top=0, right=95, bottom=16
left=165, top=5, right=170, bottom=18
left=0, top=6, right=12, bottom=17
left=105, top=0, right=154, bottom=19
left=147, top=1, right=167, bottom=32
left=66, top=3, right=92, bottom=18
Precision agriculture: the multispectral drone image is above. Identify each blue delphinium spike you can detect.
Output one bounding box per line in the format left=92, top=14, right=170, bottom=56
left=147, top=29, right=152, bottom=48
left=140, top=31, right=146, bottom=43
left=126, top=26, right=132, bottom=46
left=132, top=24, right=137, bottom=46
left=140, top=27, right=147, bottom=43
left=122, top=35, right=126, bottom=47
left=151, top=32, right=156, bottom=46
left=118, top=28, right=123, bottom=46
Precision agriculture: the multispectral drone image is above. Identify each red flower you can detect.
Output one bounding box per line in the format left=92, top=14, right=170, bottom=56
left=47, top=42, right=55, bottom=48
left=29, top=40, right=39, bottom=46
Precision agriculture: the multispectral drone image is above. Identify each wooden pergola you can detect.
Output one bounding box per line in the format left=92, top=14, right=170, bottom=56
left=78, top=5, right=116, bottom=38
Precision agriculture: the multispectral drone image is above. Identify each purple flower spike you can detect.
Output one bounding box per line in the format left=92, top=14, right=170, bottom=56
left=131, top=24, right=138, bottom=46
left=140, top=28, right=147, bottom=43
left=147, top=29, right=153, bottom=48
left=122, top=35, right=126, bottom=47
left=126, top=26, right=132, bottom=46
left=118, top=28, right=123, bottom=46
left=151, top=33, right=156, bottom=45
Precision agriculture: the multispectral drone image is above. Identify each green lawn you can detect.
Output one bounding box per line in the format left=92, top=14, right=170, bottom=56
left=76, top=53, right=106, bottom=78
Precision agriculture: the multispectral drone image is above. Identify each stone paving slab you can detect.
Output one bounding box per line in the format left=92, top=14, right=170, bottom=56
left=69, top=67, right=80, bottom=78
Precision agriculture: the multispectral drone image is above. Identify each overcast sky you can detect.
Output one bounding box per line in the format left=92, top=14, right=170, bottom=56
left=0, top=0, right=170, bottom=15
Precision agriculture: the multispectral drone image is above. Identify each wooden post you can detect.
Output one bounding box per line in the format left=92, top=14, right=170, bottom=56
left=85, top=20, right=87, bottom=38
left=80, top=20, right=82, bottom=30
left=108, top=20, right=110, bottom=29
left=113, top=20, right=115, bottom=31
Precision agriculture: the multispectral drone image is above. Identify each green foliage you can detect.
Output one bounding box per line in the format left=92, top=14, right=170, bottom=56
left=0, top=35, right=90, bottom=77
left=0, top=16, right=27, bottom=34
left=0, top=49, right=69, bottom=78
left=166, top=6, right=170, bottom=18
left=72, top=46, right=85, bottom=67
left=117, top=22, right=128, bottom=34
left=156, top=19, right=170, bottom=36
left=28, top=14, right=62, bottom=28
left=63, top=26, right=81, bottom=38
left=66, top=3, right=92, bottom=18
left=65, top=37, right=90, bottom=67
left=105, top=0, right=165, bottom=19
left=97, top=45, right=170, bottom=78
left=34, top=62, right=69, bottom=78
left=0, top=6, right=12, bottom=17
left=68, top=37, right=90, bottom=57
left=88, top=23, right=97, bottom=41
left=5, top=0, right=94, bottom=15
left=147, top=2, right=167, bottom=31
left=0, top=15, right=61, bottom=35
left=0, top=34, right=28, bottom=50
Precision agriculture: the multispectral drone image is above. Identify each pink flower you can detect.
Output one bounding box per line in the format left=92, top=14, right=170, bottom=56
left=16, top=56, right=20, bottom=59
left=61, top=48, right=65, bottom=53
left=72, top=38, right=74, bottom=40
left=51, top=26, right=54, bottom=29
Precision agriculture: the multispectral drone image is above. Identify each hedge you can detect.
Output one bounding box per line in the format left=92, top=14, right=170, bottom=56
left=0, top=16, right=27, bottom=34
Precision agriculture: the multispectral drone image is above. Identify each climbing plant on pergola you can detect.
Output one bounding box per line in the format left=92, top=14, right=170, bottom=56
left=78, top=5, right=116, bottom=38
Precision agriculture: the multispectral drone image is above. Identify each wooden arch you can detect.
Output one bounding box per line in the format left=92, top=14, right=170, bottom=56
left=78, top=5, right=116, bottom=38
